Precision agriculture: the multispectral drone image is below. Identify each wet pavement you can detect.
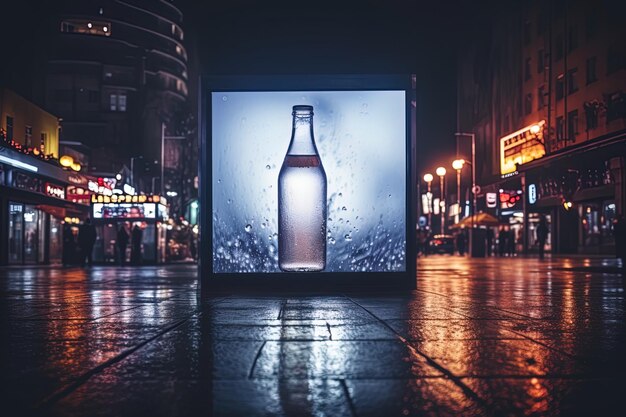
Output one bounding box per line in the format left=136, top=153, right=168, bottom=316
left=1, top=256, right=625, bottom=416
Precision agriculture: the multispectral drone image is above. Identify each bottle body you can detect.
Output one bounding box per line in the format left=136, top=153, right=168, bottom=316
left=278, top=106, right=327, bottom=272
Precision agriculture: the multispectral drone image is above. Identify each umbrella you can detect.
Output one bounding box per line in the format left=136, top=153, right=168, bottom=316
left=451, top=212, right=500, bottom=228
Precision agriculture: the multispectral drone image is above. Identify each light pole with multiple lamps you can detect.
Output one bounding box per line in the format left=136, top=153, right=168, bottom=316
left=423, top=173, right=433, bottom=230
left=436, top=166, right=446, bottom=234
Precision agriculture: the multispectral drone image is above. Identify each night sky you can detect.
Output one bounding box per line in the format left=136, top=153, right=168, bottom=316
left=1, top=0, right=482, bottom=175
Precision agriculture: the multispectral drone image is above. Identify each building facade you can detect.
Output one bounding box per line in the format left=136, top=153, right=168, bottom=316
left=1, top=88, right=91, bottom=265
left=458, top=0, right=626, bottom=254
left=40, top=0, right=190, bottom=209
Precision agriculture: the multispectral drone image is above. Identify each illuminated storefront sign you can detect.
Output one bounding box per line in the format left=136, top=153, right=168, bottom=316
left=90, top=194, right=164, bottom=204
left=486, top=192, right=497, bottom=208
left=500, top=120, right=546, bottom=176
left=499, top=190, right=522, bottom=209
left=528, top=184, right=537, bottom=204
left=45, top=182, right=66, bottom=199
left=93, top=202, right=157, bottom=219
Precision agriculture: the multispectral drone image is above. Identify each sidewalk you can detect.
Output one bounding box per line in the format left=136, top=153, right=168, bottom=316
left=2, top=258, right=625, bottom=416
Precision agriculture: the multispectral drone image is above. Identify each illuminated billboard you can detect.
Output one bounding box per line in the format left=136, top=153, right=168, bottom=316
left=500, top=121, right=546, bottom=176
left=201, top=75, right=416, bottom=283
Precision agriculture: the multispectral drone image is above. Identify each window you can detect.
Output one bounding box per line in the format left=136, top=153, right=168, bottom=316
left=584, top=102, right=599, bottom=130
left=524, top=57, right=532, bottom=81
left=567, top=68, right=578, bottom=95
left=6, top=116, right=13, bottom=141
left=88, top=90, right=99, bottom=103
left=118, top=94, right=127, bottom=112
left=555, top=35, right=564, bottom=60
left=538, top=85, right=546, bottom=110
left=568, top=109, right=579, bottom=140
left=556, top=75, right=565, bottom=100
left=60, top=19, right=111, bottom=36
left=568, top=25, right=578, bottom=53
left=523, top=20, right=531, bottom=45
left=25, top=126, right=32, bottom=147
left=586, top=57, right=597, bottom=85
left=606, top=92, right=626, bottom=123
left=40, top=133, right=47, bottom=152
left=109, top=93, right=127, bottom=112
left=171, top=24, right=176, bottom=35
left=556, top=116, right=565, bottom=140
left=525, top=94, right=533, bottom=115
left=537, top=49, right=544, bottom=73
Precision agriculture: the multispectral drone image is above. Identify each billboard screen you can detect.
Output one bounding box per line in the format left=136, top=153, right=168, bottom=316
left=211, top=90, right=407, bottom=273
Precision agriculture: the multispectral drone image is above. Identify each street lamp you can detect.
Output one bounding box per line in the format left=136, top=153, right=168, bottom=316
left=452, top=159, right=465, bottom=224
left=436, top=167, right=446, bottom=234
left=455, top=132, right=476, bottom=256
left=423, top=173, right=433, bottom=229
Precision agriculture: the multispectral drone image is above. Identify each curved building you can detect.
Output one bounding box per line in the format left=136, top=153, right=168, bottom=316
left=44, top=0, right=188, bottom=177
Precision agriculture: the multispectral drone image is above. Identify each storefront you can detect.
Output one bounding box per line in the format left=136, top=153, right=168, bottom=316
left=520, top=132, right=626, bottom=255
left=1, top=146, right=89, bottom=265
left=90, top=194, right=169, bottom=264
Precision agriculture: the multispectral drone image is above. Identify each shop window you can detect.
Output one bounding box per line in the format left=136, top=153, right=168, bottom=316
left=567, top=68, right=578, bottom=95
left=109, top=93, right=127, bottom=111
left=537, top=49, right=544, bottom=73
left=586, top=57, right=598, bottom=85
left=8, top=203, right=23, bottom=264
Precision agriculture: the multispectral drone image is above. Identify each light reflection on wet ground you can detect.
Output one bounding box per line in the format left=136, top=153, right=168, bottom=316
left=1, top=257, right=625, bottom=416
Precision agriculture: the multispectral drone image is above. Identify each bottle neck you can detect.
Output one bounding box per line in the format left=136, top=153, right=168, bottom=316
left=287, top=114, right=318, bottom=155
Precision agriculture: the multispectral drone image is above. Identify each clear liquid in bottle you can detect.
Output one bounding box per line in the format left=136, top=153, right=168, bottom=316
left=278, top=106, right=327, bottom=271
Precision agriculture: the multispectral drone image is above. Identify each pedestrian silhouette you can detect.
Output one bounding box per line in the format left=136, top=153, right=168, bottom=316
left=537, top=215, right=549, bottom=259
left=62, top=223, right=76, bottom=266
left=116, top=224, right=129, bottom=266
left=131, top=225, right=143, bottom=265
left=78, top=218, right=97, bottom=267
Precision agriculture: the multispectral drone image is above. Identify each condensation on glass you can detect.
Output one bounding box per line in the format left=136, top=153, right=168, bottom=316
left=278, top=105, right=327, bottom=271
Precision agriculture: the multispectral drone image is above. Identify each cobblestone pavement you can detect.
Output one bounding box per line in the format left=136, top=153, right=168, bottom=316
left=1, top=256, right=625, bottom=416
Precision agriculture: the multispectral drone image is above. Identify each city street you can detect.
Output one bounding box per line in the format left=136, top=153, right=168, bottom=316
left=1, top=257, right=625, bottom=416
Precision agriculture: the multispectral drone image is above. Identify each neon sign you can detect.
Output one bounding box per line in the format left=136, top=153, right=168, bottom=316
left=500, top=121, right=546, bottom=176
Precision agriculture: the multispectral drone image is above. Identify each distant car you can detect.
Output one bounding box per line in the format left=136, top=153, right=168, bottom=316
left=428, top=234, right=455, bottom=254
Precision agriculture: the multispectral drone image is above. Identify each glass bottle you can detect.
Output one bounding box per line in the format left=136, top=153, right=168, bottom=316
left=278, top=105, right=327, bottom=271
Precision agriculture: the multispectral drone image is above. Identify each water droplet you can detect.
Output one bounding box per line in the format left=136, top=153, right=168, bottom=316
left=328, top=217, right=333, bottom=222
left=388, top=194, right=392, bottom=198
left=266, top=164, right=271, bottom=170
left=329, top=237, right=336, bottom=245
left=338, top=192, right=343, bottom=197
left=217, top=179, right=221, bottom=183
left=227, top=199, right=232, bottom=204
left=261, top=223, right=266, bottom=229
left=341, top=206, right=347, bottom=211
left=222, top=95, right=228, bottom=101
left=244, top=224, right=252, bottom=233
left=344, top=234, right=352, bottom=242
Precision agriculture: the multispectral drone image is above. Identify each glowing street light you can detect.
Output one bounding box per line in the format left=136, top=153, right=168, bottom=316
left=452, top=159, right=465, bottom=224
left=436, top=167, right=446, bottom=233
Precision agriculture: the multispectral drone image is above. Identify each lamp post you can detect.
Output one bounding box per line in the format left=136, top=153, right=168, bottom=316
left=455, top=132, right=476, bottom=255
left=452, top=159, right=465, bottom=224
left=436, top=166, right=446, bottom=234
left=423, top=173, right=433, bottom=229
